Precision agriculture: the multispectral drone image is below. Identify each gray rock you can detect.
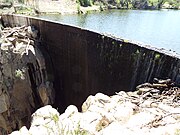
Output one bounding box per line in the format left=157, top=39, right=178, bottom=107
left=0, top=25, right=54, bottom=133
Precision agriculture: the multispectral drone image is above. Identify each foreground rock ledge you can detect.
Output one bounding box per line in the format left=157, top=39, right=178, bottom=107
left=10, top=80, right=180, bottom=135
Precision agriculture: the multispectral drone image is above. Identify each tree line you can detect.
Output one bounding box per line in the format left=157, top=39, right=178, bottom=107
left=78, top=0, right=180, bottom=9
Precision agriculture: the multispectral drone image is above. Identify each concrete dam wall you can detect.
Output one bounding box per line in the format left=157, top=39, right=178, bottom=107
left=1, top=14, right=180, bottom=111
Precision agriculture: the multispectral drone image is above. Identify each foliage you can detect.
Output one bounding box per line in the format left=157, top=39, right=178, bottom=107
left=4, top=0, right=12, bottom=3
left=155, top=53, right=161, bottom=60
left=52, top=114, right=59, bottom=123
left=77, top=2, right=81, bottom=14
left=91, top=0, right=180, bottom=9
left=58, top=120, right=89, bottom=135
left=18, top=0, right=24, bottom=3
left=115, top=0, right=121, bottom=4
left=166, top=0, right=180, bottom=8
left=15, top=69, right=25, bottom=79
left=4, top=0, right=25, bottom=3
left=14, top=5, right=36, bottom=15
left=78, top=0, right=93, bottom=7
left=148, top=0, right=159, bottom=5
left=74, top=122, right=88, bottom=135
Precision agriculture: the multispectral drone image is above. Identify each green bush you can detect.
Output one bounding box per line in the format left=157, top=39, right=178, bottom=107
left=115, top=0, right=120, bottom=4
left=18, top=0, right=24, bottom=3
left=167, top=0, right=180, bottom=8
left=78, top=0, right=93, bottom=7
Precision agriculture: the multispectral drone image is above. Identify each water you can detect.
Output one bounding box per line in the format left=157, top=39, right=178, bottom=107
left=38, top=10, right=180, bottom=53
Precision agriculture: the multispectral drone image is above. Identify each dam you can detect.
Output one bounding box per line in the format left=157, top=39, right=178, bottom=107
left=1, top=14, right=180, bottom=112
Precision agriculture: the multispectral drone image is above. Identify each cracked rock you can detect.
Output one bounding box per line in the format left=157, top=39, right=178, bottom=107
left=0, top=25, right=54, bottom=134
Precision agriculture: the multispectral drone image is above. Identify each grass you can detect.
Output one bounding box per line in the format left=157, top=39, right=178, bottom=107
left=15, top=69, right=24, bottom=79
left=155, top=53, right=161, bottom=60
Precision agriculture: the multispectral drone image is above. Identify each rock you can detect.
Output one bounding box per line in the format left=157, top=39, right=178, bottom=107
left=19, top=126, right=29, bottom=135
left=100, top=122, right=135, bottom=135
left=153, top=78, right=172, bottom=84
left=150, top=124, right=180, bottom=135
left=95, top=93, right=111, bottom=103
left=38, top=83, right=50, bottom=105
left=80, top=111, right=103, bottom=133
left=127, top=111, right=156, bottom=128
left=112, top=102, right=135, bottom=123
left=0, top=42, right=14, bottom=50
left=9, top=79, right=180, bottom=135
left=0, top=2, right=12, bottom=9
left=140, top=100, right=158, bottom=108
left=29, top=126, right=51, bottom=135
left=82, top=95, right=94, bottom=112
left=27, top=26, right=38, bottom=39
left=10, top=131, right=21, bottom=135
left=64, top=105, right=78, bottom=116
left=0, top=25, right=54, bottom=133
left=0, top=114, right=7, bottom=132
left=0, top=93, right=9, bottom=113
left=31, top=105, right=60, bottom=126
left=29, top=105, right=60, bottom=135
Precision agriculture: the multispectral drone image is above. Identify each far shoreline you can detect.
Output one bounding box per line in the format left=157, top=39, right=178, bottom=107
left=0, top=0, right=180, bottom=16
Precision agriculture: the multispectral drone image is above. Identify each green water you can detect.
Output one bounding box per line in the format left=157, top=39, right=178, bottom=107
left=38, top=9, right=180, bottom=53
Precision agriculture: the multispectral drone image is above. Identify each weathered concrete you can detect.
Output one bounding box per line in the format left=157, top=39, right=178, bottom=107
left=1, top=14, right=180, bottom=111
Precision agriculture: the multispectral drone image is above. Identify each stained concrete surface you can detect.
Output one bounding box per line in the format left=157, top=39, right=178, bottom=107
left=1, top=14, right=180, bottom=111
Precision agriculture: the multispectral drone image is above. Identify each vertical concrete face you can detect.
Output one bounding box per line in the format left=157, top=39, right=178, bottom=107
left=2, top=14, right=180, bottom=110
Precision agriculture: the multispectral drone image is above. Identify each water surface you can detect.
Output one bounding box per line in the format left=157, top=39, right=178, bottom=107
left=38, top=10, right=180, bottom=53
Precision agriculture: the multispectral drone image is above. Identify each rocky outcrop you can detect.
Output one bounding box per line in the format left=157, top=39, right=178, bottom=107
left=0, top=2, right=12, bottom=9
left=0, top=25, right=54, bottom=134
left=24, top=0, right=78, bottom=14
left=10, top=79, right=180, bottom=135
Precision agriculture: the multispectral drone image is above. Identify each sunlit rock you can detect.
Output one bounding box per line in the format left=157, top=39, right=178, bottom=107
left=100, top=122, right=134, bottom=135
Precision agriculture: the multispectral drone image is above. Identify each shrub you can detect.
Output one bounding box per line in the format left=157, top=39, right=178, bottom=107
left=78, top=0, right=93, bottom=7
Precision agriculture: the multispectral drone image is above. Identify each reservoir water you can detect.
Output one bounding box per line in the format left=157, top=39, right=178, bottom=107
left=38, top=10, right=180, bottom=53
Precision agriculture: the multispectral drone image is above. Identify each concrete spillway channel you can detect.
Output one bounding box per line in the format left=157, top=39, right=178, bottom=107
left=0, top=14, right=180, bottom=133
